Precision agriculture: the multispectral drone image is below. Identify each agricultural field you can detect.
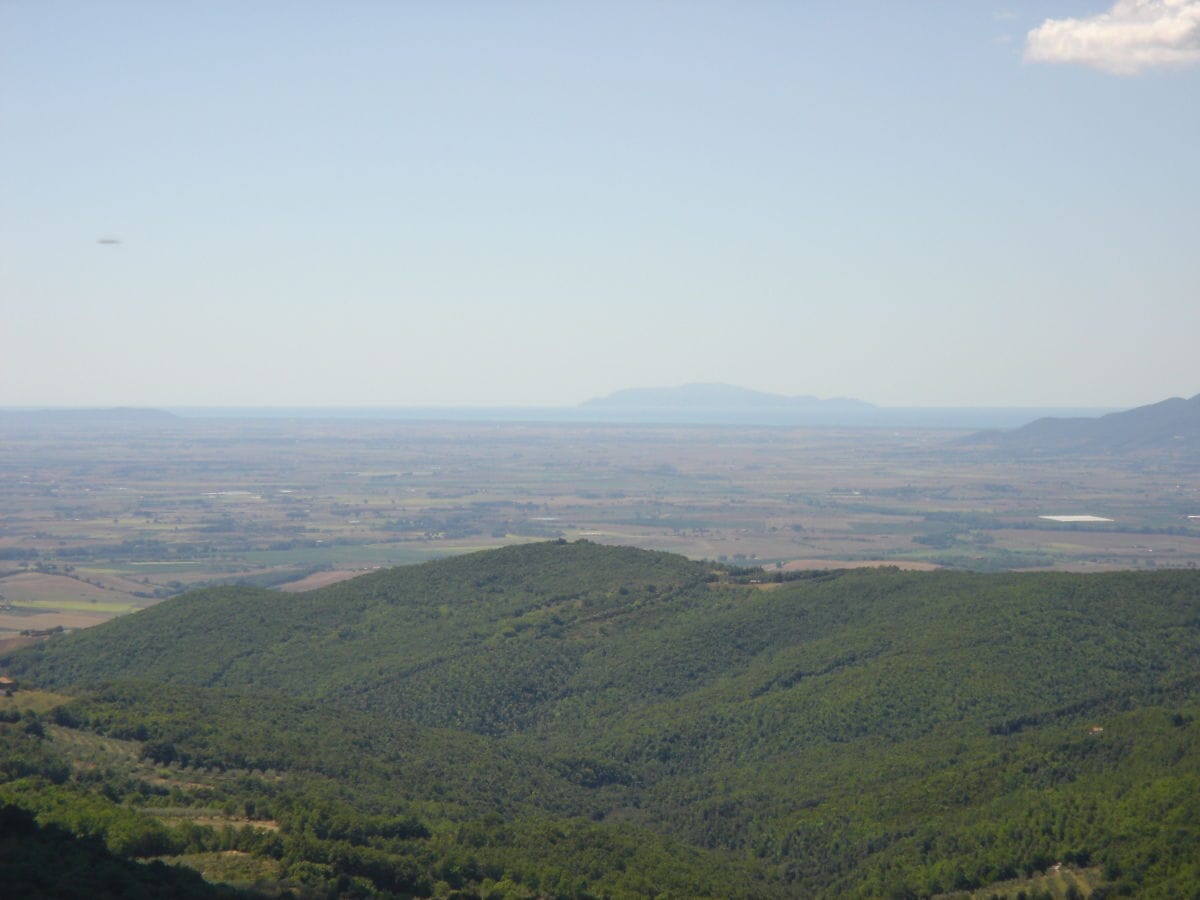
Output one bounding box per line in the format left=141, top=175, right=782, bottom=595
left=1, top=414, right=1198, bottom=632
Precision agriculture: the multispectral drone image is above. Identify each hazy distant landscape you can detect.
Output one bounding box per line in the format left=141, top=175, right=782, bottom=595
left=4, top=399, right=1195, bottom=898
left=1, top=391, right=1197, bottom=637
left=4, top=1, right=1200, bottom=897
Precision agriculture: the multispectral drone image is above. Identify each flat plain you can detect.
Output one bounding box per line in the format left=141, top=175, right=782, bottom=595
left=2, top=415, right=1197, bottom=633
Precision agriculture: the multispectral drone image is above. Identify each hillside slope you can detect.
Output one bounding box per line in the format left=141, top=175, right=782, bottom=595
left=4, top=541, right=1200, bottom=897
left=973, top=392, right=1200, bottom=458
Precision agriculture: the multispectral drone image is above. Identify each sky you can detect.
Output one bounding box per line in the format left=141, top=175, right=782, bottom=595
left=2, top=1, right=1198, bottom=409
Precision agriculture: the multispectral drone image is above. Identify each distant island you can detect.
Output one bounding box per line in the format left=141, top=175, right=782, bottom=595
left=575, top=384, right=1113, bottom=428
left=575, top=382, right=887, bottom=424
left=581, top=383, right=875, bottom=412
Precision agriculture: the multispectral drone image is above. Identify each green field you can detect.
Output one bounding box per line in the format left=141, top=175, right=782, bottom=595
left=12, top=599, right=137, bottom=614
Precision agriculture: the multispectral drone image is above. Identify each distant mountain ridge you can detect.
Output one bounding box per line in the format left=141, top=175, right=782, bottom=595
left=582, top=383, right=874, bottom=411
left=973, top=393, right=1200, bottom=457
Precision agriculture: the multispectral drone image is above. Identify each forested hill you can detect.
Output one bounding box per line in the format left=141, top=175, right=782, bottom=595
left=6, top=541, right=706, bottom=711
left=3, top=541, right=1200, bottom=897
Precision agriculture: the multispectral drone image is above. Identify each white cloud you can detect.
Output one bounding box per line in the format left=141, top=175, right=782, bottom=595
left=1025, top=0, right=1200, bottom=74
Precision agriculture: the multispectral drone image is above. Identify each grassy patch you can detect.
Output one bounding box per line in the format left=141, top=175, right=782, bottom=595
left=150, top=850, right=282, bottom=887
left=238, top=544, right=458, bottom=567
left=0, top=690, right=71, bottom=715
left=14, top=599, right=138, bottom=614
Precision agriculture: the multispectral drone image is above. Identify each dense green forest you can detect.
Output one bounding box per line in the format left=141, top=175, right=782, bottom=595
left=2, top=540, right=1199, bottom=897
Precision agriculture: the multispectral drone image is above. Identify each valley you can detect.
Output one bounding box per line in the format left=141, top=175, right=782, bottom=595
left=2, top=415, right=1197, bottom=635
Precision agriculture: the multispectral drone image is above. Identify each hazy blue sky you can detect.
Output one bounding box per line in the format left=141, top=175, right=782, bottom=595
left=3, top=2, right=1198, bottom=408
